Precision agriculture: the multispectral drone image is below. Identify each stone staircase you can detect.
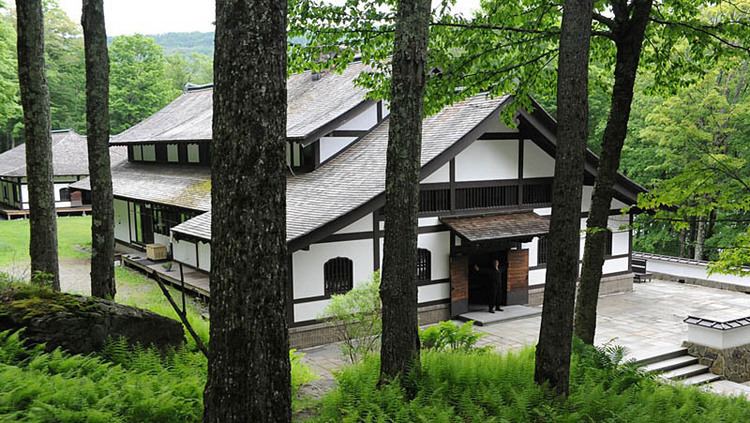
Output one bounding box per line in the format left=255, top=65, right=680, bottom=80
left=635, top=347, right=722, bottom=386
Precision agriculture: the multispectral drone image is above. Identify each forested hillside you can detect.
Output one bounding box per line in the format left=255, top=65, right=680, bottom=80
left=0, top=1, right=213, bottom=151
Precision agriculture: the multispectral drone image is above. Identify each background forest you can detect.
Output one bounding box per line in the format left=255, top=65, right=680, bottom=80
left=0, top=0, right=748, bottom=266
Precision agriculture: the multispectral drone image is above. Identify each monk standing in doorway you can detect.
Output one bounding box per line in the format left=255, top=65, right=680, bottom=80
left=475, top=259, right=505, bottom=313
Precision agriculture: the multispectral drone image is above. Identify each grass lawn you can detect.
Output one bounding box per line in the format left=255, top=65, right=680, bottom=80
left=0, top=216, right=91, bottom=267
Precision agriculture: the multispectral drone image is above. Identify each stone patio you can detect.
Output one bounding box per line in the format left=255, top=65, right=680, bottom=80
left=301, top=279, right=750, bottom=379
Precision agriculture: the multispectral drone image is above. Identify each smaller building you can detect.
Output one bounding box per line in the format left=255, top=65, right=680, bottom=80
left=0, top=129, right=125, bottom=218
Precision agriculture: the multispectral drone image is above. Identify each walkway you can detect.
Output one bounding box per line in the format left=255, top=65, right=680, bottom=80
left=301, top=280, right=750, bottom=379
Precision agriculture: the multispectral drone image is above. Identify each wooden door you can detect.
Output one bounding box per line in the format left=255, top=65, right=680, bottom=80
left=507, top=249, right=529, bottom=305
left=450, top=255, right=469, bottom=316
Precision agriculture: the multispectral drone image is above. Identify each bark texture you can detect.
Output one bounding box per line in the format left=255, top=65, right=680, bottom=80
left=82, top=0, right=115, bottom=299
left=15, top=0, right=59, bottom=290
left=203, top=0, right=291, bottom=421
left=379, top=0, right=431, bottom=384
left=533, top=0, right=593, bottom=396
left=574, top=0, right=653, bottom=345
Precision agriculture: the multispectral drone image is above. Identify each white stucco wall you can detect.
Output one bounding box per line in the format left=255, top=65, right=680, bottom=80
left=523, top=139, right=555, bottom=178
left=454, top=139, right=519, bottom=181
left=335, top=213, right=373, bottom=234
left=153, top=233, right=171, bottom=249
left=320, top=136, right=358, bottom=162
left=645, top=258, right=750, bottom=289
left=292, top=238, right=374, bottom=300
left=337, top=102, right=379, bottom=130
left=173, top=238, right=197, bottom=267
left=421, top=162, right=450, bottom=184
left=20, top=182, right=76, bottom=209
left=198, top=241, right=211, bottom=272
left=113, top=198, right=130, bottom=243
left=294, top=299, right=332, bottom=322
left=418, top=231, right=451, bottom=280
left=418, top=282, right=450, bottom=303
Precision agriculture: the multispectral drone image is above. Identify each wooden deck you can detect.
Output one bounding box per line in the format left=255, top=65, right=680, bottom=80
left=122, top=254, right=210, bottom=298
left=0, top=205, right=92, bottom=220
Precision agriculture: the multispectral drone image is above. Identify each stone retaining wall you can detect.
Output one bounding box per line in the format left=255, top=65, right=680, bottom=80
left=684, top=341, right=750, bottom=383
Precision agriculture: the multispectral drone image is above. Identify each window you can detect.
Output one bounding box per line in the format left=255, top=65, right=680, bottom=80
left=537, top=236, right=549, bottom=265
left=188, top=144, right=200, bottom=163
left=132, top=145, right=142, bottom=161
left=417, top=248, right=431, bottom=282
left=142, top=144, right=156, bottom=161
left=59, top=188, right=70, bottom=202
left=324, top=257, right=353, bottom=295
left=167, top=144, right=179, bottom=162
left=455, top=185, right=518, bottom=210
left=419, top=189, right=450, bottom=213
left=153, top=206, right=181, bottom=236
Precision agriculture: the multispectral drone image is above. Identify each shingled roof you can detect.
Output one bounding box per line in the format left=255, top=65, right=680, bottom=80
left=171, top=94, right=512, bottom=243
left=71, top=161, right=211, bottom=211
left=111, top=61, right=372, bottom=145
left=0, top=129, right=127, bottom=178
left=441, top=212, right=550, bottom=243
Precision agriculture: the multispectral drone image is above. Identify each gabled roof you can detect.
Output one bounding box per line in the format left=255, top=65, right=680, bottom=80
left=111, top=61, right=373, bottom=145
left=0, top=129, right=127, bottom=178
left=442, top=212, right=550, bottom=243
left=171, top=94, right=512, bottom=244
left=71, top=161, right=211, bottom=211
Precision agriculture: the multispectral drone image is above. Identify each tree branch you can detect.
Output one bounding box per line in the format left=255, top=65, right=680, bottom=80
left=648, top=17, right=750, bottom=54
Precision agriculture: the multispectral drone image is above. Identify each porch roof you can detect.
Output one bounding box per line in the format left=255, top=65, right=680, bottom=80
left=441, top=212, right=549, bottom=243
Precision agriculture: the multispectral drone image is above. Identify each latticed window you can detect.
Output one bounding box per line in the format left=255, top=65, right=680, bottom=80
left=324, top=257, right=353, bottom=296
left=59, top=188, right=70, bottom=202
left=537, top=237, right=549, bottom=265
left=416, top=248, right=431, bottom=282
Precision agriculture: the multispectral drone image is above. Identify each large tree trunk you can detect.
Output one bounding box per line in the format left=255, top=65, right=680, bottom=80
left=379, top=0, right=431, bottom=385
left=533, top=0, right=593, bottom=396
left=203, top=0, right=290, bottom=422
left=15, top=0, right=59, bottom=290
left=574, top=0, right=653, bottom=345
left=82, top=0, right=115, bottom=299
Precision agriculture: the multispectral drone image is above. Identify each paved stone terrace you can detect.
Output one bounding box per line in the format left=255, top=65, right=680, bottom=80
left=301, top=280, right=750, bottom=379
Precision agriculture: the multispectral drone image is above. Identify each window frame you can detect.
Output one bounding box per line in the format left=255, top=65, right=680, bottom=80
left=324, top=257, right=354, bottom=296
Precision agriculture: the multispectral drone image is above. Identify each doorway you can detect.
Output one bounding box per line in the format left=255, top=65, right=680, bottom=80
left=467, top=250, right=508, bottom=311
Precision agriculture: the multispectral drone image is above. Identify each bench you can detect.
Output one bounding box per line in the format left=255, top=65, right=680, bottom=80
left=632, top=257, right=653, bottom=283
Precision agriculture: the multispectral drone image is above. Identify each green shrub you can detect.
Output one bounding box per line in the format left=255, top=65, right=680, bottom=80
left=321, top=271, right=381, bottom=363
left=419, top=321, right=490, bottom=353
left=0, top=331, right=317, bottom=422
left=313, top=342, right=750, bottom=422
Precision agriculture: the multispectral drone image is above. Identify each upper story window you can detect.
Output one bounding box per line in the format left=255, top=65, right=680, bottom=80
left=417, top=248, right=431, bottom=282
left=129, top=142, right=209, bottom=165
left=324, top=257, right=353, bottom=296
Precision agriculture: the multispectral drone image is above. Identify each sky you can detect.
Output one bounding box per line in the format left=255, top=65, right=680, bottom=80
left=58, top=0, right=481, bottom=36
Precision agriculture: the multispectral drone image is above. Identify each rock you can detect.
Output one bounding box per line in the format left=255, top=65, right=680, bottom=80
left=0, top=283, right=184, bottom=354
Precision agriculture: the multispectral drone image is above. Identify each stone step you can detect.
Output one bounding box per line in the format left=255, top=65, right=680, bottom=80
left=642, top=355, right=698, bottom=373
left=660, top=363, right=710, bottom=381
left=632, top=347, right=688, bottom=367
left=707, top=380, right=750, bottom=399
left=680, top=372, right=722, bottom=386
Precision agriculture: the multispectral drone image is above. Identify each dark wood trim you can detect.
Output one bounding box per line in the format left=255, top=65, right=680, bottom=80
left=195, top=241, right=200, bottom=269
left=326, top=130, right=368, bottom=138
left=376, top=101, right=383, bottom=121
left=449, top=158, right=456, bottom=212
left=628, top=211, right=633, bottom=272
left=417, top=298, right=451, bottom=307
left=126, top=199, right=133, bottom=244
left=296, top=100, right=376, bottom=146
left=287, top=254, right=295, bottom=324
left=477, top=132, right=524, bottom=140
left=313, top=141, right=320, bottom=168
left=420, top=182, right=450, bottom=190
left=518, top=138, right=524, bottom=205
left=318, top=224, right=450, bottom=244
left=418, top=277, right=449, bottom=287
left=294, top=294, right=330, bottom=304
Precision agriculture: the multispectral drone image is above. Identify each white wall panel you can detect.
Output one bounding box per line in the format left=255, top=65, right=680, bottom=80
left=294, top=299, right=332, bottom=322
left=418, top=231, right=450, bottom=280
left=602, top=256, right=629, bottom=274
left=320, top=136, right=357, bottom=162
left=337, top=103, right=378, bottom=130
left=113, top=198, right=130, bottom=243
left=173, top=238, right=197, bottom=267
left=455, top=139, right=518, bottom=181
left=198, top=241, right=211, bottom=272
left=421, top=163, right=450, bottom=183
left=418, top=282, right=450, bottom=303
left=335, top=213, right=372, bottom=234
left=523, top=139, right=555, bottom=178
left=292, top=239, right=374, bottom=299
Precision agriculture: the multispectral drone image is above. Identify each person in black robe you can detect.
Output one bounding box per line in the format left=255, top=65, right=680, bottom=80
left=474, top=259, right=505, bottom=313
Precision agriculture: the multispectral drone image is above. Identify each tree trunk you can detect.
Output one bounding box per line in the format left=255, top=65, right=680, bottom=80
left=694, top=217, right=706, bottom=261
left=379, top=0, right=431, bottom=385
left=533, top=0, right=593, bottom=396
left=15, top=0, right=59, bottom=290
left=203, top=0, right=290, bottom=422
left=82, top=0, right=115, bottom=299
left=574, top=0, right=653, bottom=345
